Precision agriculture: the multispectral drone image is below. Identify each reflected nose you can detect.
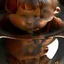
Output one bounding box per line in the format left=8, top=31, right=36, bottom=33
left=26, top=18, right=34, bottom=26
left=26, top=20, right=34, bottom=29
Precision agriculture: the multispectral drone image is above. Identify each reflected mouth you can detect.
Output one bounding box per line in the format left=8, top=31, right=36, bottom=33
left=25, top=27, right=40, bottom=33
left=26, top=27, right=34, bottom=30
left=25, top=28, right=34, bottom=33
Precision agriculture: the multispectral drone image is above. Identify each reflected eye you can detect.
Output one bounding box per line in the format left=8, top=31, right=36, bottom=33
left=41, top=7, right=53, bottom=14
left=34, top=15, right=38, bottom=18
left=20, top=14, right=26, bottom=17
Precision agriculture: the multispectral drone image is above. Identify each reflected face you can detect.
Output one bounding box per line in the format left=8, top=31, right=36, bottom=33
left=9, top=2, right=54, bottom=33
left=18, top=15, right=48, bottom=33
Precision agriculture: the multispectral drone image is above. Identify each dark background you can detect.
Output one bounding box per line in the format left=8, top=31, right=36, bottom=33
left=0, top=0, right=64, bottom=64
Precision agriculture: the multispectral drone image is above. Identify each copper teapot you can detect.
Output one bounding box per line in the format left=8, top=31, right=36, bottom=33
left=0, top=0, right=64, bottom=64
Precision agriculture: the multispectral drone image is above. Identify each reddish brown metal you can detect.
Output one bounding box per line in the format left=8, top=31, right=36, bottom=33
left=0, top=0, right=64, bottom=64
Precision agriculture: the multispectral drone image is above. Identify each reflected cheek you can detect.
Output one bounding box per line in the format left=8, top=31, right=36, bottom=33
left=9, top=14, right=26, bottom=30
left=40, top=20, right=47, bottom=28
left=36, top=19, right=48, bottom=28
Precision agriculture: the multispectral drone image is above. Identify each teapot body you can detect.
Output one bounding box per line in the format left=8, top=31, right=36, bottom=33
left=5, top=35, right=53, bottom=64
